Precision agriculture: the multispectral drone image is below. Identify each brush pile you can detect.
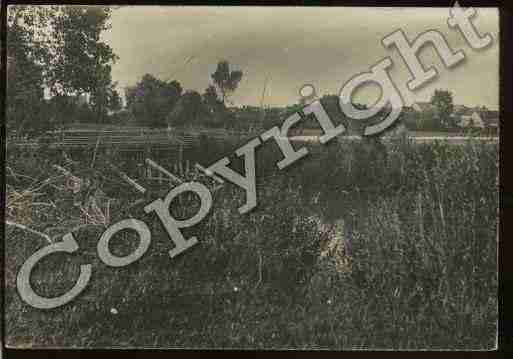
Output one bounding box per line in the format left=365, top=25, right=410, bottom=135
left=6, top=158, right=113, bottom=243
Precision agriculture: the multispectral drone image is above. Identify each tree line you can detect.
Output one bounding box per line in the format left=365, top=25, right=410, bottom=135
left=121, top=60, right=243, bottom=128
left=5, top=5, right=474, bottom=138
left=6, top=6, right=246, bottom=136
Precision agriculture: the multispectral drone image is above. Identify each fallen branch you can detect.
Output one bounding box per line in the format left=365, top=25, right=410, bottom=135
left=109, top=163, right=147, bottom=194
left=91, top=135, right=101, bottom=168
left=146, top=158, right=184, bottom=184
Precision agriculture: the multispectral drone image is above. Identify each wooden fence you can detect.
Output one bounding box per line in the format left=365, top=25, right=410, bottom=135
left=8, top=127, right=255, bottom=150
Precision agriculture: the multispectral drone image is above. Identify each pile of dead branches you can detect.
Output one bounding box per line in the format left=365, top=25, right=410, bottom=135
left=6, top=161, right=113, bottom=243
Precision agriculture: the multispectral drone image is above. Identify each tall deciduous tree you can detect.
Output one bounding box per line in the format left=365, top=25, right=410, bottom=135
left=126, top=74, right=182, bottom=127
left=202, top=85, right=226, bottom=126
left=211, top=60, right=243, bottom=105
left=431, top=89, right=454, bottom=128
left=167, top=91, right=204, bottom=127
left=49, top=6, right=119, bottom=121
left=202, top=85, right=222, bottom=113
left=6, top=5, right=120, bottom=132
left=6, top=6, right=52, bottom=135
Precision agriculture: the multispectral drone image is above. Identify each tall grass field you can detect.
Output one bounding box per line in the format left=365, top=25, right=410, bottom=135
left=5, top=137, right=498, bottom=349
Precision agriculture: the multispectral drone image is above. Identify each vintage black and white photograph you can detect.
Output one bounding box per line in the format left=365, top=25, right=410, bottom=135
left=4, top=5, right=499, bottom=349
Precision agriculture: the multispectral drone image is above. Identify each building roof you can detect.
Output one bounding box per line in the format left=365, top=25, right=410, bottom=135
left=479, top=110, right=499, bottom=126
left=480, top=110, right=499, bottom=119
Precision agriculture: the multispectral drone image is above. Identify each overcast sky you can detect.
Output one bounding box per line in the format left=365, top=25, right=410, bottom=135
left=102, top=6, right=499, bottom=109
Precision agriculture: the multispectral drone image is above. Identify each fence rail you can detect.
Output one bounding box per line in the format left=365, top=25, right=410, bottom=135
left=7, top=127, right=498, bottom=149
left=8, top=127, right=255, bottom=149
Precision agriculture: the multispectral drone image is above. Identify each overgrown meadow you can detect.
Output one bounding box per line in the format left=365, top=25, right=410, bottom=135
left=5, top=136, right=498, bottom=349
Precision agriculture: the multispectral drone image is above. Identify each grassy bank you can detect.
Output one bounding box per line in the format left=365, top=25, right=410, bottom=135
left=5, top=137, right=498, bottom=349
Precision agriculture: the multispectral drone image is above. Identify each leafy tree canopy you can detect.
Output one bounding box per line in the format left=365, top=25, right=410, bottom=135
left=7, top=5, right=121, bottom=131
left=167, top=90, right=204, bottom=127
left=431, top=89, right=454, bottom=128
left=126, top=74, right=183, bottom=127
left=211, top=60, right=243, bottom=105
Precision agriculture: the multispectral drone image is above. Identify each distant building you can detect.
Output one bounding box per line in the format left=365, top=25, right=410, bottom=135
left=459, top=110, right=484, bottom=128
left=458, top=108, right=499, bottom=129
left=479, top=110, right=499, bottom=129
left=454, top=106, right=476, bottom=126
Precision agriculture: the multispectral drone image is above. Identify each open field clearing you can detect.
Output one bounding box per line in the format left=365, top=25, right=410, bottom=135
left=5, top=137, right=498, bottom=349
